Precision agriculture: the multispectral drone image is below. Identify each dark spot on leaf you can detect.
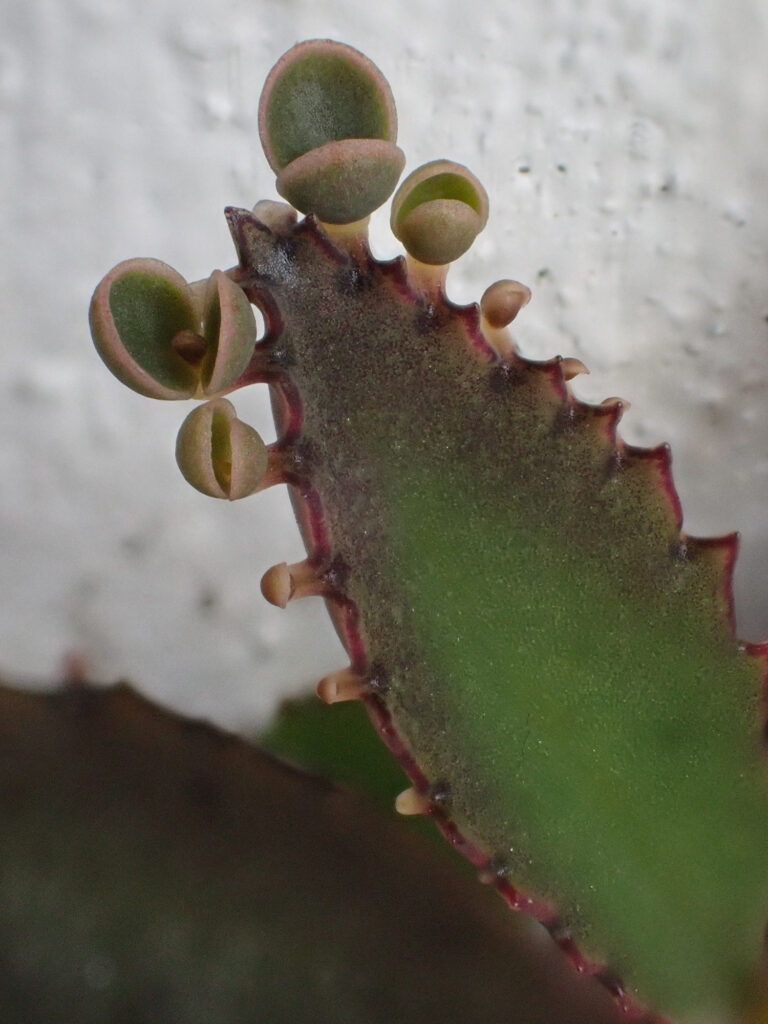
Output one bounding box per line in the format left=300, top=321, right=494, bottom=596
left=429, top=781, right=451, bottom=809
left=368, top=663, right=391, bottom=696
left=488, top=362, right=522, bottom=394
left=322, top=555, right=351, bottom=592
left=337, top=264, right=372, bottom=296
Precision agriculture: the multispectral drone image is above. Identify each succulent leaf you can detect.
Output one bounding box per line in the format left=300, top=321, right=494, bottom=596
left=90, top=261, right=258, bottom=400
left=175, top=398, right=267, bottom=500
left=226, top=205, right=768, bottom=1024
left=276, top=138, right=405, bottom=226
left=391, top=160, right=489, bottom=264
left=88, top=38, right=768, bottom=1024
left=259, top=40, right=405, bottom=223
left=259, top=39, right=398, bottom=170
left=89, top=258, right=200, bottom=399
left=200, top=269, right=259, bottom=395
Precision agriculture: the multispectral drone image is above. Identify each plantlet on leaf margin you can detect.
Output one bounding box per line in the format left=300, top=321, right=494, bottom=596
left=258, top=38, right=405, bottom=226
left=175, top=398, right=270, bottom=500
left=90, top=259, right=258, bottom=400
left=90, top=38, right=768, bottom=1024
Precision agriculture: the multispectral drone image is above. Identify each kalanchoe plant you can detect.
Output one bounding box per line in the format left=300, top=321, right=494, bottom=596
left=90, top=39, right=768, bottom=1024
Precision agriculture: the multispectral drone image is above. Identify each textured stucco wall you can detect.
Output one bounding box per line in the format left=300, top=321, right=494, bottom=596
left=3, top=0, right=768, bottom=729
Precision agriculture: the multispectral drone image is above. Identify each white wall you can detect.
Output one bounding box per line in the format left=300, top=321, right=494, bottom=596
left=3, top=0, right=768, bottom=728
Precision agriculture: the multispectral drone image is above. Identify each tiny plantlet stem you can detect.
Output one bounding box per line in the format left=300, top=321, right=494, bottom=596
left=317, top=216, right=372, bottom=258
left=315, top=667, right=366, bottom=704
left=403, top=254, right=450, bottom=303
left=88, top=38, right=768, bottom=1024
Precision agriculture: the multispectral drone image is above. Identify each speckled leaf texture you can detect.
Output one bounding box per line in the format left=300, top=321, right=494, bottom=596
left=228, top=207, right=768, bottom=1024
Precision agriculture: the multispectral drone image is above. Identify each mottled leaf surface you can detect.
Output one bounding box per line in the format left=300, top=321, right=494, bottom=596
left=230, top=208, right=768, bottom=1022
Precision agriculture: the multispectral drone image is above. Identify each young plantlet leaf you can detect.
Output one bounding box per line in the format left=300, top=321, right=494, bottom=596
left=175, top=398, right=267, bottom=500
left=481, top=279, right=532, bottom=328
left=90, top=260, right=257, bottom=400
left=251, top=199, right=298, bottom=234
left=89, top=258, right=201, bottom=399
left=480, top=279, right=533, bottom=358
left=258, top=40, right=405, bottom=224
left=199, top=270, right=259, bottom=396
left=390, top=159, right=489, bottom=265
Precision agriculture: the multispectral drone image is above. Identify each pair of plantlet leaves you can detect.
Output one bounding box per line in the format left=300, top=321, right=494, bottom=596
left=90, top=260, right=269, bottom=500
left=88, top=38, right=768, bottom=1024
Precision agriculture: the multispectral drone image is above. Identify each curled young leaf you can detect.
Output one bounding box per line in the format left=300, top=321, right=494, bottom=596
left=89, top=259, right=201, bottom=399
left=480, top=279, right=532, bottom=328
left=258, top=40, right=405, bottom=223
left=175, top=398, right=268, bottom=500
left=391, top=160, right=489, bottom=265
left=199, top=270, right=259, bottom=396
left=90, top=261, right=257, bottom=400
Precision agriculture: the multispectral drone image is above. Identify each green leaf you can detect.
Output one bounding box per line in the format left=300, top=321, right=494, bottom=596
left=228, top=206, right=768, bottom=1022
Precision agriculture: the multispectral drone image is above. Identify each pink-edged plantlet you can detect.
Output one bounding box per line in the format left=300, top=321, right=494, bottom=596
left=89, top=260, right=258, bottom=400
left=175, top=398, right=270, bottom=501
left=258, top=39, right=405, bottom=226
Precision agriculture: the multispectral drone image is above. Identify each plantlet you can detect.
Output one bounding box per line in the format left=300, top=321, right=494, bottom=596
left=89, top=39, right=768, bottom=1024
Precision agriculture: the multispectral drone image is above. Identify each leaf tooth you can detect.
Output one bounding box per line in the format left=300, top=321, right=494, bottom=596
left=225, top=206, right=302, bottom=288
left=744, top=643, right=768, bottom=747
left=589, top=400, right=626, bottom=451
left=477, top=855, right=512, bottom=886
left=225, top=206, right=275, bottom=261
left=577, top=396, right=631, bottom=450
left=452, top=297, right=502, bottom=363
left=743, top=639, right=768, bottom=667
left=542, top=356, right=571, bottom=404
left=600, top=395, right=631, bottom=415
left=533, top=930, right=643, bottom=1018
left=622, top=441, right=683, bottom=531
left=681, top=531, right=739, bottom=569
left=588, top=966, right=627, bottom=1002
left=678, top=532, right=740, bottom=629
left=427, top=779, right=452, bottom=812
